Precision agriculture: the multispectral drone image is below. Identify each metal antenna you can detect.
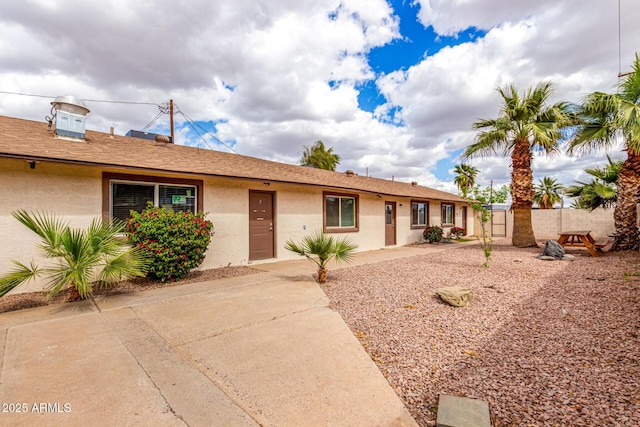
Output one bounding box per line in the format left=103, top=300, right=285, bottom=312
left=618, top=0, right=632, bottom=78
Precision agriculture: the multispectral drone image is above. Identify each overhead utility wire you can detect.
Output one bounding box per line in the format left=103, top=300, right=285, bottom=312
left=142, top=111, right=164, bottom=132
left=0, top=90, right=159, bottom=106
left=176, top=107, right=239, bottom=154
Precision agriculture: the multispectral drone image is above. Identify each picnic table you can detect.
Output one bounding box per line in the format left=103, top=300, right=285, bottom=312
left=557, top=230, right=608, bottom=257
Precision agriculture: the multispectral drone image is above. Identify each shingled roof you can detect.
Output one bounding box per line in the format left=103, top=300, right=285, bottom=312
left=0, top=115, right=465, bottom=202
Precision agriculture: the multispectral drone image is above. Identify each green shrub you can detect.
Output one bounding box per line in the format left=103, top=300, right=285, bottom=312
left=126, top=204, right=214, bottom=282
left=423, top=226, right=443, bottom=243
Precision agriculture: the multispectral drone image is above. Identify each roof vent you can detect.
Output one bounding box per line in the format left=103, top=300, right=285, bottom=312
left=411, top=181, right=418, bottom=186
left=126, top=130, right=173, bottom=143
left=51, top=95, right=90, bottom=139
left=345, top=170, right=355, bottom=177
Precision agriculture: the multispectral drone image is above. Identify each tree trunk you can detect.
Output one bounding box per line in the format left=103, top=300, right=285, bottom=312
left=67, top=284, right=82, bottom=302
left=512, top=206, right=537, bottom=247
left=611, top=151, right=640, bottom=250
left=510, top=139, right=538, bottom=247
left=317, top=267, right=327, bottom=283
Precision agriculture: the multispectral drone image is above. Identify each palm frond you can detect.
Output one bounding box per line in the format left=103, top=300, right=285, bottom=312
left=285, top=230, right=357, bottom=269
left=1, top=211, right=148, bottom=300
left=0, top=260, right=40, bottom=297
left=12, top=210, right=67, bottom=256
left=97, top=248, right=148, bottom=285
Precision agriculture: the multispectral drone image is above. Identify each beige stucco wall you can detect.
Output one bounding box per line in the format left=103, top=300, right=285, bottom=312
left=0, top=158, right=470, bottom=293
left=0, top=158, right=103, bottom=293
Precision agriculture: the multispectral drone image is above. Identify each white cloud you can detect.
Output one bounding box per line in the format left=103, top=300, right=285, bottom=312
left=0, top=0, right=639, bottom=195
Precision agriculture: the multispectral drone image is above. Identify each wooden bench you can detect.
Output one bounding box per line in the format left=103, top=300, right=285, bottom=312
left=594, top=238, right=610, bottom=249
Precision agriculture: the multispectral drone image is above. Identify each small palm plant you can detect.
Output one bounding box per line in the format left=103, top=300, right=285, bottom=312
left=284, top=230, right=357, bottom=283
left=0, top=210, right=148, bottom=300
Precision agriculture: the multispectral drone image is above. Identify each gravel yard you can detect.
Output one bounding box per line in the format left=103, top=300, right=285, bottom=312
left=322, top=240, right=640, bottom=426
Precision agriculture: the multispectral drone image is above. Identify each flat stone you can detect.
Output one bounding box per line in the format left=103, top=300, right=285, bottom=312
left=538, top=255, right=557, bottom=261
left=436, top=394, right=491, bottom=427
left=435, top=286, right=473, bottom=307
left=562, top=254, right=575, bottom=261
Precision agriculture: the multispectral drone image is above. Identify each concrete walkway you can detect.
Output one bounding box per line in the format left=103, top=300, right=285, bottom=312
left=0, top=241, right=478, bottom=426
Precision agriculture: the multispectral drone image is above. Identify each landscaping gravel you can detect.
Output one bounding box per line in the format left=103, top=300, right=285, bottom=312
left=322, top=240, right=640, bottom=427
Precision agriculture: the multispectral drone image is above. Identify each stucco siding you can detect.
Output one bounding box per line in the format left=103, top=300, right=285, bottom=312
left=0, top=158, right=469, bottom=294
left=0, top=158, right=103, bottom=293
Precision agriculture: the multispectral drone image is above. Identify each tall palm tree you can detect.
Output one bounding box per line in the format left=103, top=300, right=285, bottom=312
left=453, top=163, right=479, bottom=198
left=462, top=82, right=573, bottom=247
left=300, top=140, right=341, bottom=171
left=567, top=54, right=640, bottom=250
left=533, top=177, right=564, bottom=209
left=0, top=211, right=147, bottom=300
left=565, top=155, right=621, bottom=210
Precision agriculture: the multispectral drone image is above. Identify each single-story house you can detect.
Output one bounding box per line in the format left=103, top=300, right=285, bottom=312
left=0, top=112, right=471, bottom=293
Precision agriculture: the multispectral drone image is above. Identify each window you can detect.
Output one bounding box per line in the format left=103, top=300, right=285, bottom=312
left=441, top=203, right=454, bottom=225
left=103, top=173, right=202, bottom=222
left=411, top=201, right=429, bottom=228
left=324, top=192, right=358, bottom=232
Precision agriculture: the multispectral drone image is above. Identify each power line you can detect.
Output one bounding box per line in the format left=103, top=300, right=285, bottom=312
left=2, top=90, right=236, bottom=153
left=0, top=90, right=159, bottom=106
left=176, top=106, right=239, bottom=154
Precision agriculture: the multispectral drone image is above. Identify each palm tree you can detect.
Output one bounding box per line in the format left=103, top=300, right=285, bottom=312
left=300, top=140, right=341, bottom=171
left=462, top=82, right=573, bottom=247
left=565, top=155, right=621, bottom=210
left=533, top=177, right=564, bottom=209
left=284, top=230, right=357, bottom=283
left=0, top=211, right=148, bottom=300
left=453, top=164, right=479, bottom=198
left=567, top=54, right=640, bottom=250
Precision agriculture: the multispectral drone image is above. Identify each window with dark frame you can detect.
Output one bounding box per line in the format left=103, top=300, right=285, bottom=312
left=104, top=173, right=203, bottom=220
left=441, top=203, right=455, bottom=225
left=411, top=201, right=429, bottom=228
left=324, top=192, right=358, bottom=232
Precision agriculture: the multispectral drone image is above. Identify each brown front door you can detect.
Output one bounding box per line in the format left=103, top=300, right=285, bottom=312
left=461, top=206, right=467, bottom=235
left=249, top=191, right=274, bottom=260
left=385, top=202, right=396, bottom=246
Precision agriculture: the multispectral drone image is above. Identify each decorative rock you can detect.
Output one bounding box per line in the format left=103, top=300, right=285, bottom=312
left=562, top=254, right=575, bottom=261
left=538, top=255, right=557, bottom=261
left=542, top=240, right=565, bottom=259
left=435, top=286, right=474, bottom=307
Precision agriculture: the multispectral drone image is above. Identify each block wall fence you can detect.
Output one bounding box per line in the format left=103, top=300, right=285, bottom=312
left=474, top=208, right=616, bottom=240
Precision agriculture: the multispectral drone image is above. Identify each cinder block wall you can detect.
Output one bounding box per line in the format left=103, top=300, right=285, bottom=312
left=531, top=209, right=563, bottom=238
left=498, top=208, right=615, bottom=239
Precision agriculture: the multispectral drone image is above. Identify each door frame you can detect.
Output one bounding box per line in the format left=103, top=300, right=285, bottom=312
left=385, top=201, right=396, bottom=246
left=249, top=190, right=276, bottom=261
left=461, top=206, right=468, bottom=235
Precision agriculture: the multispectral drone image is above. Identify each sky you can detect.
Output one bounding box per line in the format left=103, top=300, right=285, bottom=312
left=1, top=0, right=639, bottom=197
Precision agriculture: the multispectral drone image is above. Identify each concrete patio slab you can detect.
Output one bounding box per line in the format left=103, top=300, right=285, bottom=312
left=0, top=244, right=477, bottom=426
left=0, top=313, right=182, bottom=426
left=183, top=307, right=414, bottom=426
left=124, top=279, right=328, bottom=346
left=102, top=308, right=258, bottom=426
